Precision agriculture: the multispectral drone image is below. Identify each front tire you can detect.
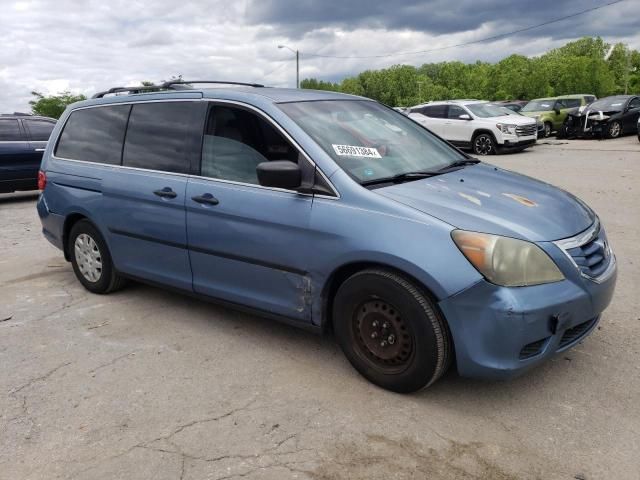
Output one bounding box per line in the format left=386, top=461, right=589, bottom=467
left=69, top=220, right=125, bottom=294
left=607, top=120, right=622, bottom=139
left=543, top=122, right=552, bottom=138
left=472, top=133, right=497, bottom=155
left=333, top=269, right=452, bottom=393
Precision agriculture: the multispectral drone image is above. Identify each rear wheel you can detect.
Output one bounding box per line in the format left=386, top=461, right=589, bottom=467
left=472, top=133, right=496, bottom=155
left=333, top=269, right=452, bottom=393
left=607, top=120, right=622, bottom=139
left=69, top=220, right=125, bottom=294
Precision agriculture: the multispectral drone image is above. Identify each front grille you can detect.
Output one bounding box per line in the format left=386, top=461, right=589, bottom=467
left=516, top=124, right=537, bottom=136
left=565, top=230, right=610, bottom=278
left=558, top=318, right=597, bottom=348
left=519, top=337, right=549, bottom=359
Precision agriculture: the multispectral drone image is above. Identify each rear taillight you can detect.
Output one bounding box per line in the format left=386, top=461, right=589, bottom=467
left=38, top=170, right=47, bottom=191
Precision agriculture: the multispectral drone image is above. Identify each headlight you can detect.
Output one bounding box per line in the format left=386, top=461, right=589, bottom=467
left=451, top=230, right=565, bottom=287
left=496, top=123, right=517, bottom=134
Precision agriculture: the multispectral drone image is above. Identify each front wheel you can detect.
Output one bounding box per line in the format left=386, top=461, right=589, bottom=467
left=69, top=220, right=125, bottom=294
left=607, top=120, right=622, bottom=139
left=472, top=133, right=496, bottom=155
left=333, top=269, right=452, bottom=393
left=544, top=122, right=552, bottom=138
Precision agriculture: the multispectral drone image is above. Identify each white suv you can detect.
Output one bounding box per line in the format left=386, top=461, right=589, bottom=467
left=408, top=100, right=537, bottom=155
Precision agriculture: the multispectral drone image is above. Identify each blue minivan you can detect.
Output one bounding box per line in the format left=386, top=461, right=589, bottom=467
left=37, top=81, right=617, bottom=392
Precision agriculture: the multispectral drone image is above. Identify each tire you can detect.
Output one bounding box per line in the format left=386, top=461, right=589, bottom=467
left=607, top=120, right=622, bottom=139
left=543, top=122, right=552, bottom=138
left=472, top=132, right=496, bottom=155
left=68, top=220, right=125, bottom=294
left=333, top=269, right=452, bottom=393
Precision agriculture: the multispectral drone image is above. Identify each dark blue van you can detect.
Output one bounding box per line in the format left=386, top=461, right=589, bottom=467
left=36, top=81, right=616, bottom=392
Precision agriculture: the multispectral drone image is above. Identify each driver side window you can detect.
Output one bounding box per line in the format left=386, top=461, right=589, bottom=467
left=629, top=97, right=640, bottom=110
left=201, top=105, right=298, bottom=186
left=447, top=105, right=467, bottom=119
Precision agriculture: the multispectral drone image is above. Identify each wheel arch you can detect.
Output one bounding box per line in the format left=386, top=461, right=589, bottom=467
left=319, top=261, right=446, bottom=333
left=471, top=128, right=497, bottom=142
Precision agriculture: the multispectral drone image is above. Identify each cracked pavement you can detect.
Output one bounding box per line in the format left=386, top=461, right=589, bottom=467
left=1, top=136, right=639, bottom=479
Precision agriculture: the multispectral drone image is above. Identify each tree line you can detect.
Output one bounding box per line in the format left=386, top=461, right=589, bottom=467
left=300, top=37, right=640, bottom=106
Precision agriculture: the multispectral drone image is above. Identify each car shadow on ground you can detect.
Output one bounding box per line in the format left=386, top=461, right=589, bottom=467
left=0, top=192, right=39, bottom=204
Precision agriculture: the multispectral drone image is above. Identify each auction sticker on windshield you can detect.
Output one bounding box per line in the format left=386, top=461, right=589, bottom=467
left=332, top=144, right=382, bottom=158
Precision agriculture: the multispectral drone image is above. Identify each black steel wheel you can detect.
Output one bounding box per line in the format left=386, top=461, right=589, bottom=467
left=472, top=133, right=496, bottom=155
left=333, top=269, right=452, bottom=393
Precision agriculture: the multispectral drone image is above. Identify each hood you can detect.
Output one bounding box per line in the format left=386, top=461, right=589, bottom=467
left=490, top=114, right=536, bottom=125
left=521, top=110, right=551, bottom=117
left=376, top=164, right=595, bottom=241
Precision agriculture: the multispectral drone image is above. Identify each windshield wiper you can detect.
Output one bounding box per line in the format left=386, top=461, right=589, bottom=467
left=435, top=158, right=481, bottom=173
left=361, top=170, right=440, bottom=187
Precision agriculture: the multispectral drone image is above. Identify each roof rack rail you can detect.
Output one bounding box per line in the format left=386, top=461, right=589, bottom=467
left=92, top=80, right=264, bottom=99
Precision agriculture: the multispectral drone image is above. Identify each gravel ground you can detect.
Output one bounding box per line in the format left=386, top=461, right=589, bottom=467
left=1, top=135, right=639, bottom=480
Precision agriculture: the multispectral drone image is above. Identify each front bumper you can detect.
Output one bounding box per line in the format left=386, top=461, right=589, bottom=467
left=497, top=133, right=536, bottom=150
left=439, top=230, right=617, bottom=380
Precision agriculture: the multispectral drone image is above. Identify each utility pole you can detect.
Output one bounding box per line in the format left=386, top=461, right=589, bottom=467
left=278, top=45, right=300, bottom=89
left=296, top=50, right=299, bottom=89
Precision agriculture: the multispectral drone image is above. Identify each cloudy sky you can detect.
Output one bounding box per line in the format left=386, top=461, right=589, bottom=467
left=1, top=0, right=639, bottom=112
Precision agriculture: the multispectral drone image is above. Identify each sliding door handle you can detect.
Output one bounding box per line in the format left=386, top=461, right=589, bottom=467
left=191, top=193, right=219, bottom=206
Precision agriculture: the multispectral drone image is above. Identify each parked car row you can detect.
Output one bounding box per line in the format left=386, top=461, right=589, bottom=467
left=403, top=92, right=639, bottom=153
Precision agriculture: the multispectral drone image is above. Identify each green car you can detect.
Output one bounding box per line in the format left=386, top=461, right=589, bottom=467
left=521, top=94, right=596, bottom=137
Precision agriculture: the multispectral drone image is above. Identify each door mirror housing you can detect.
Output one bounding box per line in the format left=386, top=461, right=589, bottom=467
left=554, top=108, right=561, bottom=115
left=458, top=114, right=472, bottom=120
left=256, top=161, right=302, bottom=189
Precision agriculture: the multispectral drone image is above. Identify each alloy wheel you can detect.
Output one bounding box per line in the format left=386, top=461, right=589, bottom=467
left=608, top=121, right=621, bottom=138
left=474, top=135, right=493, bottom=155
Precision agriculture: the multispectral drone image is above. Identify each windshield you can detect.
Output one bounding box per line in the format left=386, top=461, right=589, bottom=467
left=487, top=104, right=521, bottom=116
left=466, top=103, right=508, bottom=118
left=587, top=98, right=626, bottom=111
left=278, top=100, right=467, bottom=184
left=522, top=100, right=554, bottom=112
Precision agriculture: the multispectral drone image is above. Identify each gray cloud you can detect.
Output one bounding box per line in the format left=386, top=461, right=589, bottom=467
left=1, top=0, right=638, bottom=113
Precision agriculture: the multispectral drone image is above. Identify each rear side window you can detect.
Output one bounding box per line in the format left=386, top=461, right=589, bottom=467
left=123, top=102, right=196, bottom=174
left=56, top=106, right=130, bottom=164
left=24, top=119, right=56, bottom=141
left=563, top=99, right=581, bottom=108
left=0, top=119, right=23, bottom=141
left=422, top=105, right=447, bottom=118
left=447, top=105, right=467, bottom=119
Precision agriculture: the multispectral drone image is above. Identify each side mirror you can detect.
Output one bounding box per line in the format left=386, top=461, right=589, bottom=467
left=554, top=108, right=561, bottom=115
left=256, top=160, right=302, bottom=189
left=458, top=114, right=472, bottom=120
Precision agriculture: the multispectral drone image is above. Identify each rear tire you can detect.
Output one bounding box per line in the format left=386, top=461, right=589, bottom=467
left=69, top=220, right=125, bottom=294
left=333, top=269, right=452, bottom=393
left=472, top=133, right=496, bottom=155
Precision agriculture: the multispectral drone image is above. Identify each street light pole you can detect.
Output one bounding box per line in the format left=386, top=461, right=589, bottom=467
left=278, top=44, right=300, bottom=88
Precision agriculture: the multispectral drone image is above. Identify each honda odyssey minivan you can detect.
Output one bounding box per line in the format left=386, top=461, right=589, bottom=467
left=37, top=81, right=617, bottom=393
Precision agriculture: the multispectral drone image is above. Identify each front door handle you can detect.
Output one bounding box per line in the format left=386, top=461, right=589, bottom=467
left=191, top=193, right=219, bottom=206
left=153, top=187, right=177, bottom=199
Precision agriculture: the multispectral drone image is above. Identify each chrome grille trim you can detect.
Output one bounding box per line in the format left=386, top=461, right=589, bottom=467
left=554, top=219, right=616, bottom=284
